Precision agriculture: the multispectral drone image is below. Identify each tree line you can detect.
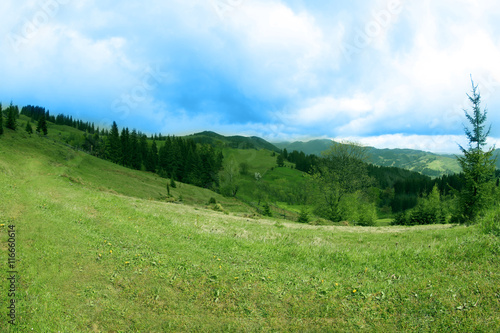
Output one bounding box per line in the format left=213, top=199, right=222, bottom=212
left=2, top=103, right=224, bottom=190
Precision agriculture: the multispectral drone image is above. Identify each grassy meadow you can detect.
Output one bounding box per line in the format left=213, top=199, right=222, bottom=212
left=0, top=127, right=499, bottom=331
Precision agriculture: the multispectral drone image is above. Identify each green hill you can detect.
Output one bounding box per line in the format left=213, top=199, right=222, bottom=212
left=274, top=139, right=333, bottom=156
left=367, top=148, right=462, bottom=178
left=186, top=131, right=281, bottom=152
left=275, top=139, right=463, bottom=177
left=1, top=120, right=499, bottom=331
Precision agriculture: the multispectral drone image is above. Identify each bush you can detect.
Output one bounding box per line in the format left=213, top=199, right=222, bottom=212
left=213, top=203, right=225, bottom=212
left=481, top=208, right=500, bottom=236
left=357, top=212, right=376, bottom=226
left=391, top=212, right=408, bottom=226
left=262, top=203, right=272, bottom=217
left=297, top=208, right=309, bottom=223
left=392, top=185, right=447, bottom=226
left=356, top=202, right=377, bottom=226
left=208, top=197, right=217, bottom=205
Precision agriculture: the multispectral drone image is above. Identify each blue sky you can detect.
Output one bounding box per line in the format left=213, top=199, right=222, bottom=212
left=2, top=0, right=500, bottom=153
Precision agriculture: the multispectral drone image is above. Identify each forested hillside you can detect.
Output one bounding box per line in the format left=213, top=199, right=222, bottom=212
left=1, top=102, right=499, bottom=332
left=0, top=101, right=497, bottom=228
left=276, top=139, right=464, bottom=177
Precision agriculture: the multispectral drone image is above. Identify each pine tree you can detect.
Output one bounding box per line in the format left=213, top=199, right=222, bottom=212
left=0, top=102, right=3, bottom=136
left=6, top=103, right=17, bottom=130
left=120, top=128, right=130, bottom=167
left=106, top=122, right=121, bottom=164
left=276, top=154, right=284, bottom=167
left=262, top=203, right=272, bottom=217
left=455, top=78, right=497, bottom=224
left=129, top=129, right=141, bottom=170
left=25, top=121, right=33, bottom=134
left=36, top=115, right=48, bottom=135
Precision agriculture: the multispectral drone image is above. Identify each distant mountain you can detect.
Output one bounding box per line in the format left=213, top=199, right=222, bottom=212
left=275, top=139, right=463, bottom=177
left=367, top=148, right=461, bottom=178
left=185, top=131, right=281, bottom=152
left=186, top=133, right=499, bottom=178
left=274, top=139, right=333, bottom=157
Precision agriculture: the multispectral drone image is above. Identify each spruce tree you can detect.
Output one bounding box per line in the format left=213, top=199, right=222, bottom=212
left=106, top=121, right=121, bottom=164
left=455, top=78, right=496, bottom=224
left=6, top=104, right=17, bottom=130
left=25, top=121, right=33, bottom=134
left=120, top=128, right=131, bottom=167
left=0, top=102, right=3, bottom=136
left=36, top=115, right=48, bottom=135
left=276, top=154, right=284, bottom=167
left=145, top=140, right=158, bottom=172
left=129, top=129, right=141, bottom=170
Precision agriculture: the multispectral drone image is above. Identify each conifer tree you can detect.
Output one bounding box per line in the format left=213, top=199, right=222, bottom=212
left=121, top=128, right=131, bottom=167
left=276, top=154, right=284, bottom=167
left=139, top=134, right=148, bottom=162
left=106, top=121, right=121, bottom=164
left=129, top=129, right=141, bottom=170
left=145, top=140, right=158, bottom=172
left=25, top=121, right=33, bottom=134
left=6, top=103, right=17, bottom=130
left=0, top=102, right=3, bottom=136
left=36, top=115, right=48, bottom=135
left=455, top=78, right=496, bottom=224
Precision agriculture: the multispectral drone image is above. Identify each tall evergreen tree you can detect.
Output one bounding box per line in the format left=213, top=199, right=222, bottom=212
left=455, top=78, right=497, bottom=224
left=0, top=102, right=3, bottom=136
left=145, top=140, right=158, bottom=172
left=121, top=128, right=131, bottom=167
left=6, top=103, right=17, bottom=130
left=36, top=115, right=48, bottom=135
left=106, top=121, right=121, bottom=164
left=129, top=129, right=142, bottom=170
left=139, top=134, right=148, bottom=163
left=276, top=154, right=285, bottom=167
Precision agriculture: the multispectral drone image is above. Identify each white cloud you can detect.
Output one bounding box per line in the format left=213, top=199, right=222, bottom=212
left=284, top=95, right=373, bottom=125
left=2, top=0, right=500, bottom=153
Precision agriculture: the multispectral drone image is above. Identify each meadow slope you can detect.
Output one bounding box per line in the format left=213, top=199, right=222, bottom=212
left=0, top=129, right=499, bottom=332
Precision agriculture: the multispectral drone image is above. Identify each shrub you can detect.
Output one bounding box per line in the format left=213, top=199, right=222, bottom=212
left=481, top=207, right=500, bottom=236
left=297, top=208, right=309, bottom=223
left=262, top=203, right=272, bottom=217
left=208, top=197, right=217, bottom=205
left=391, top=212, right=409, bottom=226
left=213, top=203, right=225, bottom=212
left=356, top=202, right=377, bottom=226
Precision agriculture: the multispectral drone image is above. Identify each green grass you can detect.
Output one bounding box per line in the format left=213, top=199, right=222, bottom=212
left=1, top=128, right=500, bottom=331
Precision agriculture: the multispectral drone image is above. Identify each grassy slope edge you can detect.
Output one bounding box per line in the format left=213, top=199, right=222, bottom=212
left=0, top=128, right=499, bottom=332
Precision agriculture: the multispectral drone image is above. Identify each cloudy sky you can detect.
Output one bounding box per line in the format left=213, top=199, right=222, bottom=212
left=2, top=0, right=500, bottom=153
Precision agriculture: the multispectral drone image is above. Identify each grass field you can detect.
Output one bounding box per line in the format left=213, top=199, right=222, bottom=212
left=1, top=127, right=499, bottom=331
